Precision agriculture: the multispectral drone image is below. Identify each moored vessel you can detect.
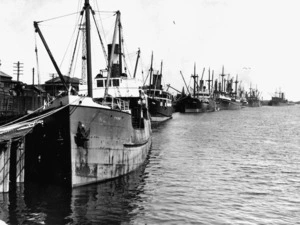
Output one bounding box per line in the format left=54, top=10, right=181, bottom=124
left=0, top=0, right=151, bottom=190
left=246, top=85, right=261, bottom=107
left=176, top=65, right=210, bottom=113
left=143, top=54, right=173, bottom=123
left=214, top=67, right=242, bottom=110
left=268, top=90, right=293, bottom=106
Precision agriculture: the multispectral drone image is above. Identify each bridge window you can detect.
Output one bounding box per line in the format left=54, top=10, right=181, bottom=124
left=112, top=79, right=120, bottom=87
left=97, top=80, right=104, bottom=87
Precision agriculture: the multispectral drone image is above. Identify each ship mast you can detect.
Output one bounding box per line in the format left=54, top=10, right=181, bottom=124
left=133, top=48, right=140, bottom=78
left=234, top=74, right=238, bottom=98
left=191, top=63, right=197, bottom=97
left=80, top=22, right=87, bottom=85
left=221, top=65, right=225, bottom=93
left=104, top=11, right=120, bottom=98
left=149, top=52, right=154, bottom=88
left=118, top=15, right=122, bottom=76
left=207, top=68, right=211, bottom=93
left=84, top=0, right=93, bottom=97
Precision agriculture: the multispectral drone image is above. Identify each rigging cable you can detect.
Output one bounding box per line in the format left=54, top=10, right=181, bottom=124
left=94, top=0, right=115, bottom=45
left=143, top=63, right=151, bottom=86
left=36, top=12, right=80, bottom=23
left=67, top=15, right=84, bottom=77
left=139, top=53, right=145, bottom=82
left=120, top=27, right=133, bottom=78
left=91, top=11, right=108, bottom=66
left=70, top=32, right=81, bottom=79
left=58, top=12, right=82, bottom=71
left=94, top=0, right=112, bottom=60
left=34, top=33, right=41, bottom=85
left=69, top=0, right=85, bottom=78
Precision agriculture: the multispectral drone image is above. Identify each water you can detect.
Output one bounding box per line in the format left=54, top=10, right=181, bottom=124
left=1, top=105, right=300, bottom=224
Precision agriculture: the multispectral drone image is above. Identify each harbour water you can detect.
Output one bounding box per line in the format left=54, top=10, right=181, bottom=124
left=1, top=105, right=300, bottom=224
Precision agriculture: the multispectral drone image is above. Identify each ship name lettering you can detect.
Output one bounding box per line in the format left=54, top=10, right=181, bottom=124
left=90, top=135, right=99, bottom=139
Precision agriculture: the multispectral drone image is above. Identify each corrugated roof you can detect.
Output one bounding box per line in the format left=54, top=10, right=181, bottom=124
left=0, top=71, right=12, bottom=78
left=45, top=75, right=80, bottom=84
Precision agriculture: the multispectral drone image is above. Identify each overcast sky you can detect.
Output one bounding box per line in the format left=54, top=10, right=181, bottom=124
left=0, top=0, right=299, bottom=100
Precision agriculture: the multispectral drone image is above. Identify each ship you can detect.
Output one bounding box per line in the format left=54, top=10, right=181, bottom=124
left=175, top=65, right=210, bottom=113
left=246, top=85, right=261, bottom=107
left=204, top=68, right=219, bottom=112
left=142, top=54, right=173, bottom=123
left=268, top=90, right=293, bottom=106
left=214, top=67, right=242, bottom=110
left=0, top=0, right=151, bottom=191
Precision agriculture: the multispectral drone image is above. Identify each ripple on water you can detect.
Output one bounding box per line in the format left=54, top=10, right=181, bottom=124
left=2, top=106, right=300, bottom=224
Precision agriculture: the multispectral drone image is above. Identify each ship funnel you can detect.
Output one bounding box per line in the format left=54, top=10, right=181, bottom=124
left=107, top=44, right=121, bottom=77
left=152, top=71, right=162, bottom=89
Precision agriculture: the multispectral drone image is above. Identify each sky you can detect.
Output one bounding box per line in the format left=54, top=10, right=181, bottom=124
left=0, top=0, right=299, bottom=101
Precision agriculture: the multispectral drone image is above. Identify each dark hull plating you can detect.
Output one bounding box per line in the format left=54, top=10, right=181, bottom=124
left=148, top=98, right=173, bottom=122
left=247, top=99, right=261, bottom=107
left=175, top=96, right=209, bottom=113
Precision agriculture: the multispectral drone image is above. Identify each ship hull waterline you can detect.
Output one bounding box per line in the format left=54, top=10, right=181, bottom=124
left=175, top=96, right=210, bottom=113
left=217, top=99, right=242, bottom=110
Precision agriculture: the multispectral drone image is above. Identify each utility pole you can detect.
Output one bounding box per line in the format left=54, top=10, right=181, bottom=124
left=13, top=61, right=24, bottom=82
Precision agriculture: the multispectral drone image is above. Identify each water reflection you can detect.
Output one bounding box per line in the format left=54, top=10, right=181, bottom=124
left=68, top=164, right=147, bottom=225
left=1, top=160, right=149, bottom=225
left=3, top=106, right=300, bottom=224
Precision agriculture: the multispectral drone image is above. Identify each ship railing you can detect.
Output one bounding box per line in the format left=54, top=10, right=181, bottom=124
left=102, top=96, right=130, bottom=111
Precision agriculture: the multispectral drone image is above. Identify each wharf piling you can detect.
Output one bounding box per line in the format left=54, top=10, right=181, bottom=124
left=0, top=140, right=11, bottom=192
left=0, top=121, right=39, bottom=192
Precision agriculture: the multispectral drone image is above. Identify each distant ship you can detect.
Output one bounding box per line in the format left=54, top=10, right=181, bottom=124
left=214, top=67, right=242, bottom=110
left=246, top=86, right=261, bottom=107
left=268, top=90, right=293, bottom=106
left=175, top=65, right=214, bottom=113
left=143, top=54, right=173, bottom=123
left=175, top=94, right=206, bottom=113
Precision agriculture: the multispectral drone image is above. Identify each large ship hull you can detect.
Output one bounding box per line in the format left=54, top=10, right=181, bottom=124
left=175, top=96, right=209, bottom=113
left=268, top=101, right=291, bottom=106
left=247, top=99, right=261, bottom=107
left=268, top=93, right=294, bottom=106
left=25, top=96, right=151, bottom=187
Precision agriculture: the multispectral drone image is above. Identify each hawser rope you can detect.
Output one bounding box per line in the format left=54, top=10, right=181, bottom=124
left=0, top=96, right=87, bottom=130
left=0, top=96, right=58, bottom=128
